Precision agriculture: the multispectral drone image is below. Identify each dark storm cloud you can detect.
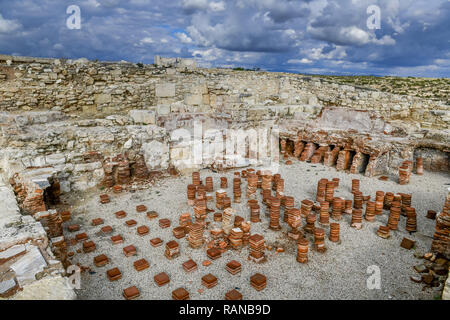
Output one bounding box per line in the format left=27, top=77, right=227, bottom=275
left=0, top=0, right=448, bottom=76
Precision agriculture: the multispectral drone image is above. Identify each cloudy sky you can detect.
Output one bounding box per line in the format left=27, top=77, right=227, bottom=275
left=0, top=0, right=449, bottom=77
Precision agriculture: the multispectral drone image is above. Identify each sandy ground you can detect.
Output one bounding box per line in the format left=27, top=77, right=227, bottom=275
left=63, top=161, right=449, bottom=300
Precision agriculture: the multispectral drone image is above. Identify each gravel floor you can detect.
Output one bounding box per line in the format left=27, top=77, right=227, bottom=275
left=63, top=161, right=449, bottom=300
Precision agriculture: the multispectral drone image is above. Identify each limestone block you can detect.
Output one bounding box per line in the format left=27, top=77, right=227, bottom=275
left=129, top=109, right=156, bottom=124
left=6, top=275, right=76, bottom=300
left=155, top=83, right=175, bottom=98
left=157, top=104, right=171, bottom=115
left=142, top=140, right=169, bottom=170
left=74, top=161, right=102, bottom=173
left=94, top=93, right=111, bottom=105
left=45, top=154, right=66, bottom=165
left=289, top=105, right=304, bottom=114
left=185, top=93, right=203, bottom=106
left=10, top=246, right=47, bottom=287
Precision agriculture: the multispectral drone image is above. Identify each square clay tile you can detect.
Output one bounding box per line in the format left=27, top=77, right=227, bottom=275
left=106, top=267, right=122, bottom=281
left=114, top=210, right=127, bottom=219
left=159, top=219, right=171, bottom=228
left=154, top=272, right=170, bottom=287
left=111, top=235, right=124, bottom=245
left=166, top=240, right=179, bottom=250
left=123, top=286, right=140, bottom=300
left=182, top=259, right=197, bottom=272
left=147, top=211, right=159, bottom=219
left=93, top=254, right=109, bottom=267
left=226, top=260, right=241, bottom=274
left=206, top=247, right=221, bottom=260
left=60, top=211, right=71, bottom=222
left=150, top=238, right=163, bottom=247
left=133, top=258, right=150, bottom=272
left=83, top=241, right=96, bottom=253
left=125, top=219, right=137, bottom=227
left=400, top=237, right=415, bottom=250
left=68, top=224, right=80, bottom=232
left=201, top=273, right=218, bottom=289
left=136, top=205, right=147, bottom=212
left=225, top=289, right=242, bottom=300
left=172, top=226, right=186, bottom=239
left=75, top=232, right=88, bottom=241
left=92, top=218, right=104, bottom=226
left=101, top=225, right=113, bottom=234
left=137, top=226, right=149, bottom=236
left=250, top=273, right=267, bottom=291
left=172, top=288, right=189, bottom=300
left=123, top=245, right=137, bottom=257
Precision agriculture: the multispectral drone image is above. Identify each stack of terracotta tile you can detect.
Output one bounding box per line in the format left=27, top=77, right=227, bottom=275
left=353, top=191, right=363, bottom=209
left=314, top=228, right=326, bottom=252
left=280, top=139, right=286, bottom=154
left=287, top=208, right=302, bottom=239
left=375, top=191, right=385, bottom=215
left=125, top=219, right=137, bottom=227
left=400, top=193, right=412, bottom=215
left=388, top=200, right=401, bottom=230
left=344, top=200, right=353, bottom=214
left=179, top=213, right=192, bottom=233
left=262, top=189, right=272, bottom=205
left=103, top=165, right=114, bottom=188
left=107, top=268, right=122, bottom=281
left=94, top=254, right=109, bottom=267
left=336, top=150, right=350, bottom=171
left=250, top=203, right=260, bottom=222
left=269, top=197, right=281, bottom=230
left=123, top=245, right=137, bottom=257
left=293, top=139, right=305, bottom=158
left=319, top=201, right=330, bottom=225
left=122, top=286, right=140, bottom=300
left=331, top=197, right=344, bottom=220
left=329, top=223, right=340, bottom=242
left=159, top=219, right=171, bottom=229
left=216, top=189, right=227, bottom=210
left=351, top=209, right=363, bottom=229
left=48, top=210, right=63, bottom=238
left=377, top=225, right=390, bottom=239
left=164, top=240, right=180, bottom=259
left=83, top=241, right=96, bottom=253
left=316, top=179, right=328, bottom=202
left=202, top=274, right=218, bottom=289
left=384, top=192, right=394, bottom=209
left=172, top=288, right=189, bottom=300
left=137, top=226, right=149, bottom=236
left=134, top=258, right=149, bottom=271
left=154, top=272, right=170, bottom=286
left=283, top=196, right=294, bottom=222
left=147, top=210, right=158, bottom=219
left=248, top=234, right=265, bottom=263
left=300, top=142, right=316, bottom=161
left=325, top=181, right=335, bottom=202
left=213, top=212, right=222, bottom=222
left=398, top=161, right=411, bottom=185
left=416, top=157, right=424, bottom=175
left=111, top=235, right=123, bottom=245
left=431, top=191, right=450, bottom=258
left=364, top=201, right=376, bottom=221
left=149, top=237, right=162, bottom=247
left=187, top=184, right=196, bottom=205
left=225, top=289, right=242, bottom=300
left=324, top=147, right=340, bottom=167
left=182, top=259, right=197, bottom=272
left=194, top=199, right=207, bottom=222
left=134, top=155, right=149, bottom=180
left=205, top=177, right=214, bottom=192
left=250, top=273, right=267, bottom=291
left=405, top=207, right=417, bottom=232
left=192, top=172, right=200, bottom=186
left=112, top=185, right=122, bottom=194
left=233, top=178, right=242, bottom=203
left=304, top=213, right=316, bottom=233
left=261, top=174, right=272, bottom=192
left=332, top=178, right=340, bottom=188
left=222, top=207, right=235, bottom=235
left=220, top=177, right=228, bottom=189
left=226, top=260, right=241, bottom=275
left=241, top=221, right=251, bottom=246
left=197, top=185, right=206, bottom=201
left=352, top=179, right=360, bottom=194
left=228, top=228, right=243, bottom=249
left=172, top=226, right=186, bottom=239
left=296, top=238, right=309, bottom=263
left=206, top=247, right=222, bottom=260
left=117, top=160, right=131, bottom=184
left=275, top=178, right=284, bottom=195
left=301, top=199, right=314, bottom=217
left=188, top=222, right=203, bottom=248
left=246, top=173, right=258, bottom=199
left=99, top=194, right=110, bottom=204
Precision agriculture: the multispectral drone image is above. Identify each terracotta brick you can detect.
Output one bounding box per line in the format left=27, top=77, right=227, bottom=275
left=94, top=254, right=109, bottom=267
left=114, top=210, right=127, bottom=219
left=123, top=245, right=137, bottom=257
left=92, top=218, right=104, bottom=226
left=150, top=238, right=163, bottom=247
left=133, top=258, right=149, bottom=271
left=125, top=219, right=137, bottom=227
left=75, top=232, right=88, bottom=241
left=111, top=235, right=124, bottom=244
left=106, top=268, right=122, bottom=281
left=101, top=225, right=113, bottom=234
left=83, top=241, right=96, bottom=253
left=123, top=286, right=140, bottom=300
left=137, top=225, right=149, bottom=236
left=154, top=272, right=170, bottom=286
left=68, top=224, right=80, bottom=232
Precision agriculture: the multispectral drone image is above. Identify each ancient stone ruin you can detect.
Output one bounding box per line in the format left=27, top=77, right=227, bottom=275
left=0, top=54, right=448, bottom=300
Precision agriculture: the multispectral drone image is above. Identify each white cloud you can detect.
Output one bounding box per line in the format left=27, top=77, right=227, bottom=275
left=139, top=37, right=154, bottom=44
left=175, top=32, right=193, bottom=44
left=0, top=13, right=21, bottom=33
left=209, top=1, right=226, bottom=12
left=288, top=58, right=312, bottom=64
